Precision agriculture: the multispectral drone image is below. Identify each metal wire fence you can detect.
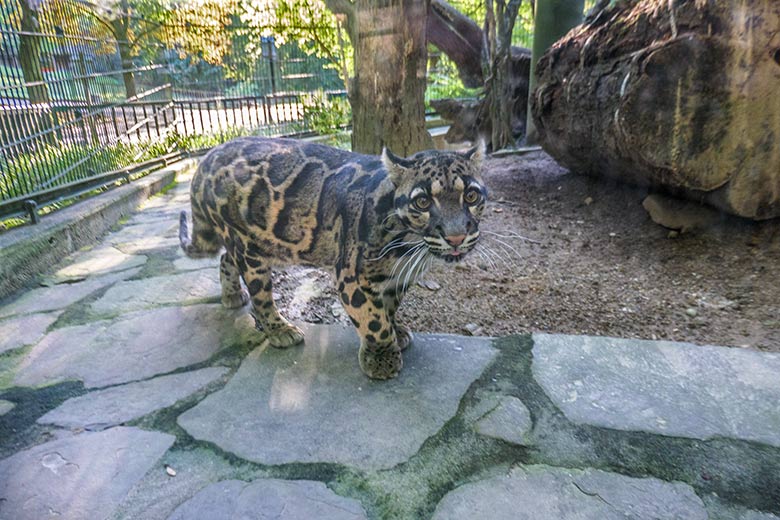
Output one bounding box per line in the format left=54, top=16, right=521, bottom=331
left=0, top=0, right=343, bottom=220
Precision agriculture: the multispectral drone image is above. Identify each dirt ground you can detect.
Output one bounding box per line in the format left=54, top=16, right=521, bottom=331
left=273, top=151, right=780, bottom=353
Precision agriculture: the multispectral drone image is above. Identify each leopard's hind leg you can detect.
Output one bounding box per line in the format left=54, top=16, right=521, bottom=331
left=236, top=247, right=304, bottom=348
left=219, top=251, right=249, bottom=309
left=179, top=210, right=222, bottom=258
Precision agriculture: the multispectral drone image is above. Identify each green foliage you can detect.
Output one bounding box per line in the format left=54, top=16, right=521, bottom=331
left=240, top=0, right=351, bottom=89
left=302, top=90, right=351, bottom=135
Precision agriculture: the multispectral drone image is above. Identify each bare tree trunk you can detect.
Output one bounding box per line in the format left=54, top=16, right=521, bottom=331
left=350, top=0, right=433, bottom=155
left=483, top=0, right=522, bottom=149
left=531, top=0, right=780, bottom=220
left=18, top=0, right=54, bottom=146
left=112, top=1, right=137, bottom=100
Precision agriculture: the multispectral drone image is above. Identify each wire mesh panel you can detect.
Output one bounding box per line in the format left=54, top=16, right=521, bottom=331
left=0, top=0, right=343, bottom=218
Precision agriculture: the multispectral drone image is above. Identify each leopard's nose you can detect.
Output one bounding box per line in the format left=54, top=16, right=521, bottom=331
left=445, top=234, right=466, bottom=246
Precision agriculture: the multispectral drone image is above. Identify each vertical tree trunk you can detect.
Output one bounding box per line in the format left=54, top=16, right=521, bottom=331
left=18, top=0, right=54, bottom=145
left=112, top=1, right=137, bottom=100
left=18, top=0, right=49, bottom=105
left=484, top=0, right=522, bottom=150
left=350, top=0, right=433, bottom=155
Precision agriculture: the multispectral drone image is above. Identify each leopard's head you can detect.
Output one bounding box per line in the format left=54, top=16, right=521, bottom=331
left=382, top=143, right=487, bottom=262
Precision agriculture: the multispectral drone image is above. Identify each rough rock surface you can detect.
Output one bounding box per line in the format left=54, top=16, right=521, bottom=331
left=53, top=245, right=147, bottom=282
left=473, top=395, right=533, bottom=445
left=532, top=334, right=780, bottom=446
left=0, top=311, right=61, bottom=353
left=0, top=427, right=174, bottom=520
left=431, top=465, right=708, bottom=519
left=14, top=305, right=254, bottom=388
left=178, top=323, right=496, bottom=470
left=0, top=268, right=140, bottom=318
left=167, top=479, right=367, bottom=520
left=38, top=367, right=229, bottom=430
left=90, top=269, right=221, bottom=315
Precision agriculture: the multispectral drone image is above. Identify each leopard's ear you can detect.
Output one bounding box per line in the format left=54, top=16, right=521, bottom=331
left=462, top=137, right=486, bottom=172
left=381, top=147, right=413, bottom=186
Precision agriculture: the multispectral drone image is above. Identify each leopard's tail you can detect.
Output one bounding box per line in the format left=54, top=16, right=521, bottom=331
left=179, top=210, right=221, bottom=258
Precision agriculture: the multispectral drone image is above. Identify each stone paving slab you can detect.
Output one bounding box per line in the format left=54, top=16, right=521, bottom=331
left=14, top=305, right=254, bottom=388
left=106, top=219, right=179, bottom=245
left=107, top=220, right=180, bottom=254
left=0, top=427, right=175, bottom=520
left=53, top=245, right=147, bottom=282
left=90, top=269, right=222, bottom=316
left=0, top=311, right=62, bottom=353
left=431, top=464, right=708, bottom=519
left=172, top=254, right=218, bottom=272
left=0, top=267, right=141, bottom=318
left=38, top=367, right=229, bottom=430
left=473, top=395, right=533, bottom=445
left=178, top=323, right=497, bottom=470
left=167, top=479, right=367, bottom=520
left=532, top=334, right=780, bottom=447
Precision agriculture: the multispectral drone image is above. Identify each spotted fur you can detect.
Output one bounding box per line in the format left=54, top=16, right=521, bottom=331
left=180, top=136, right=486, bottom=379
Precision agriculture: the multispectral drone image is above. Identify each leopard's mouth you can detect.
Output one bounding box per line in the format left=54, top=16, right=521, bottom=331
left=433, top=249, right=469, bottom=262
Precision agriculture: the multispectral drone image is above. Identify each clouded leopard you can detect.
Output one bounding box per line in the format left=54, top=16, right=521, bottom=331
left=179, top=137, right=486, bottom=379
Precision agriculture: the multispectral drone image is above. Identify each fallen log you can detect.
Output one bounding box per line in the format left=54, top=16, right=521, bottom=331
left=531, top=0, right=780, bottom=220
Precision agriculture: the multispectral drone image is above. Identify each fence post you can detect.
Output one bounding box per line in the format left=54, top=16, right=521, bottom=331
left=24, top=200, right=39, bottom=224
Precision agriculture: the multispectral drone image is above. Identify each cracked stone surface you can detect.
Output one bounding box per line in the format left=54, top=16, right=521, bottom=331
left=14, top=305, right=255, bottom=388
left=108, top=220, right=180, bottom=254
left=53, top=245, right=147, bottom=282
left=90, top=269, right=222, bottom=315
left=0, top=427, right=174, bottom=520
left=0, top=311, right=62, bottom=353
left=172, top=255, right=218, bottom=272
left=0, top=268, right=141, bottom=318
left=38, top=367, right=229, bottom=430
left=431, top=465, right=708, bottom=520
left=167, top=479, right=367, bottom=520
left=473, top=395, right=533, bottom=445
left=532, top=334, right=780, bottom=447
left=178, top=323, right=497, bottom=470
left=0, top=399, right=14, bottom=415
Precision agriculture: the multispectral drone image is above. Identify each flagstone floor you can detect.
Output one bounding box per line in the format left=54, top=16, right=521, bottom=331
left=0, top=169, right=778, bottom=519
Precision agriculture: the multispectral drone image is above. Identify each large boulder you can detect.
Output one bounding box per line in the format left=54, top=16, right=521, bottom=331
left=531, top=0, right=780, bottom=220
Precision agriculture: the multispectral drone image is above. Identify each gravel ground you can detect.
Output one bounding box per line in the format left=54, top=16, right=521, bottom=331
left=273, top=151, right=780, bottom=353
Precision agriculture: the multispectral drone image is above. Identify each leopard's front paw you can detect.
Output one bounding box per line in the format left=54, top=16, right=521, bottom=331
left=267, top=323, right=305, bottom=348
left=395, top=324, right=413, bottom=351
left=359, top=342, right=403, bottom=380
left=222, top=289, right=250, bottom=309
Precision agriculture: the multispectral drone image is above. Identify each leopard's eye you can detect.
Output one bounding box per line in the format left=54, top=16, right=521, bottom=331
left=413, top=195, right=431, bottom=211
left=464, top=188, right=480, bottom=204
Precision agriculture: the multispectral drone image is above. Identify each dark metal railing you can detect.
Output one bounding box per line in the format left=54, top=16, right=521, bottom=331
left=0, top=0, right=343, bottom=222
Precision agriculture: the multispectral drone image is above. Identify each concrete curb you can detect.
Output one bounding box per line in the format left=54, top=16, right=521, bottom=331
left=0, top=159, right=196, bottom=301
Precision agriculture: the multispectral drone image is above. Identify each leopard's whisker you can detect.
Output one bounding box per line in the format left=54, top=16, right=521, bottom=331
left=366, top=239, right=424, bottom=261
left=482, top=230, right=542, bottom=244
left=481, top=242, right=513, bottom=269
left=389, top=243, right=425, bottom=286
left=403, top=249, right=428, bottom=292
left=482, top=244, right=510, bottom=269
left=475, top=245, right=499, bottom=271
left=483, top=236, right=524, bottom=261
left=479, top=243, right=512, bottom=269
left=397, top=247, right=426, bottom=295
